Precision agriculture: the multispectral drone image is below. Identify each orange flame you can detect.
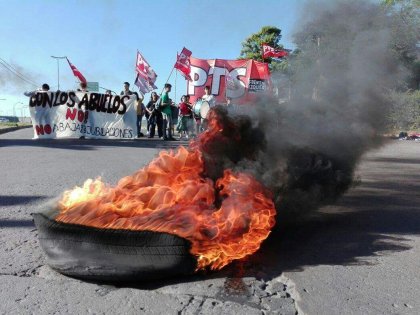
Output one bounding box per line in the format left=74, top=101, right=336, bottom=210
left=56, top=110, right=276, bottom=270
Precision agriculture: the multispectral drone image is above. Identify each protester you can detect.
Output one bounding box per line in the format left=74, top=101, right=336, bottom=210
left=78, top=82, right=89, bottom=139
left=185, top=95, right=194, bottom=134
left=160, top=83, right=176, bottom=141
left=24, top=84, right=50, bottom=135
left=144, top=95, right=151, bottom=135
left=201, top=85, right=216, bottom=107
left=120, top=82, right=133, bottom=96
left=77, top=82, right=89, bottom=93
left=198, top=85, right=215, bottom=132
left=171, top=98, right=179, bottom=137
left=134, top=92, right=146, bottom=138
left=226, top=97, right=233, bottom=109
left=146, top=92, right=163, bottom=138
left=24, top=83, right=50, bottom=97
left=176, top=95, right=192, bottom=139
left=193, top=105, right=201, bottom=136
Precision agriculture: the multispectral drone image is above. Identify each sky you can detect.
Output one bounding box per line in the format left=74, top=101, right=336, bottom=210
left=0, top=0, right=302, bottom=117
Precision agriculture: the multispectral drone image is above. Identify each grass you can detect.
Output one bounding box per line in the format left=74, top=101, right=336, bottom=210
left=0, top=122, right=32, bottom=129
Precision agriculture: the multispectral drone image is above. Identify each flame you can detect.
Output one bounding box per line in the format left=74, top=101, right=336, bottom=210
left=56, top=109, right=276, bottom=270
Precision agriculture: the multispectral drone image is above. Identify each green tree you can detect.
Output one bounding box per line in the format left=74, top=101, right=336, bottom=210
left=239, top=26, right=288, bottom=72
left=383, top=0, right=420, bottom=88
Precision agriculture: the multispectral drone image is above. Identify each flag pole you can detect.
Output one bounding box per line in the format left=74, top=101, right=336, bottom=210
left=159, top=66, right=176, bottom=96
left=224, top=62, right=227, bottom=102
left=174, top=52, right=178, bottom=102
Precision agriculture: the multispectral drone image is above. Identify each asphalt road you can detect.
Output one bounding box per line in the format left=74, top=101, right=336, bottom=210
left=0, top=128, right=419, bottom=314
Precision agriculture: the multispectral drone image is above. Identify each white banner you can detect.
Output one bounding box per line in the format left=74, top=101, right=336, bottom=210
left=29, top=92, right=137, bottom=139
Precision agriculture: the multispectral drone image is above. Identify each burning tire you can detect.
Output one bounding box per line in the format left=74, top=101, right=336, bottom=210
left=32, top=213, right=197, bottom=282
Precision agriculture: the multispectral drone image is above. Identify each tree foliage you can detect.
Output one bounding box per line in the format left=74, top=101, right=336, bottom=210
left=383, top=0, right=420, bottom=88
left=239, top=26, right=288, bottom=72
left=388, top=90, right=420, bottom=130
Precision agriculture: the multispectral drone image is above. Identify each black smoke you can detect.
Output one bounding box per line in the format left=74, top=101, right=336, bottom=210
left=0, top=59, right=39, bottom=91
left=198, top=0, right=406, bottom=223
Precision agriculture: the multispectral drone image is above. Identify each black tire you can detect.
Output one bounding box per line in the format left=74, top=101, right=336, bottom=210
left=32, top=213, right=197, bottom=282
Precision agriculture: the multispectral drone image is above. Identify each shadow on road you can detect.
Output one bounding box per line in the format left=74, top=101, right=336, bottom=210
left=0, top=219, right=35, bottom=228
left=123, top=172, right=420, bottom=290
left=0, top=138, right=187, bottom=150
left=366, top=156, right=420, bottom=165
left=0, top=195, right=48, bottom=207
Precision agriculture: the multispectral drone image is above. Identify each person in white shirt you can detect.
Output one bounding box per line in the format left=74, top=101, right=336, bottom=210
left=201, top=86, right=216, bottom=107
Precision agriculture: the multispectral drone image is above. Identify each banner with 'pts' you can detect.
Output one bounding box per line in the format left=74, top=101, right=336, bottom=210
left=29, top=92, right=137, bottom=139
left=187, top=58, right=271, bottom=104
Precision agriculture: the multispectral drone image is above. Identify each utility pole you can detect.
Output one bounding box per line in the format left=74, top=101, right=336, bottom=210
left=0, top=99, right=5, bottom=117
left=51, top=56, right=67, bottom=90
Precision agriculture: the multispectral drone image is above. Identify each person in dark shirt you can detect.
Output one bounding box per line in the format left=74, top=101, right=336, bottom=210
left=145, top=92, right=163, bottom=138
left=120, top=82, right=133, bottom=96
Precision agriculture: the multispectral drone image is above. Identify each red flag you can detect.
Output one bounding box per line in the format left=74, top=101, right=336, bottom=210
left=174, top=47, right=192, bottom=81
left=262, top=44, right=289, bottom=59
left=66, top=58, right=87, bottom=83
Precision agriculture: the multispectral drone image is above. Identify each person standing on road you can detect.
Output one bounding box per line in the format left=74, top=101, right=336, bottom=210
left=176, top=95, right=192, bottom=139
left=78, top=82, right=89, bottom=139
left=24, top=83, right=51, bottom=133
left=146, top=92, right=163, bottom=138
left=161, top=83, right=176, bottom=141
left=134, top=92, right=146, bottom=138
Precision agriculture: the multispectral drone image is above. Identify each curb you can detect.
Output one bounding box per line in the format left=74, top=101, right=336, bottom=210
left=0, top=125, right=32, bottom=135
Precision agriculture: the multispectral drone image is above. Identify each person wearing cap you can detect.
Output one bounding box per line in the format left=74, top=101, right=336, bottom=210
left=120, top=82, right=133, bottom=96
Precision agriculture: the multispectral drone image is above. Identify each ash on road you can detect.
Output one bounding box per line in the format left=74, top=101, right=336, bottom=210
left=0, top=128, right=419, bottom=314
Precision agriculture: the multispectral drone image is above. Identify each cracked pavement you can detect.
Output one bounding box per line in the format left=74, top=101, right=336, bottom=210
left=1, top=128, right=419, bottom=314
left=0, top=129, right=297, bottom=315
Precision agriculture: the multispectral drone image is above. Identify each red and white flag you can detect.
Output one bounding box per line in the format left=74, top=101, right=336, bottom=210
left=174, top=47, right=192, bottom=81
left=136, top=51, right=157, bottom=82
left=66, top=58, right=87, bottom=83
left=135, top=51, right=157, bottom=94
left=135, top=74, right=157, bottom=95
left=262, top=44, right=289, bottom=59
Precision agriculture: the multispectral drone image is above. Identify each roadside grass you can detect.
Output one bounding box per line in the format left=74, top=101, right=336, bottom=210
left=0, top=122, right=32, bottom=129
